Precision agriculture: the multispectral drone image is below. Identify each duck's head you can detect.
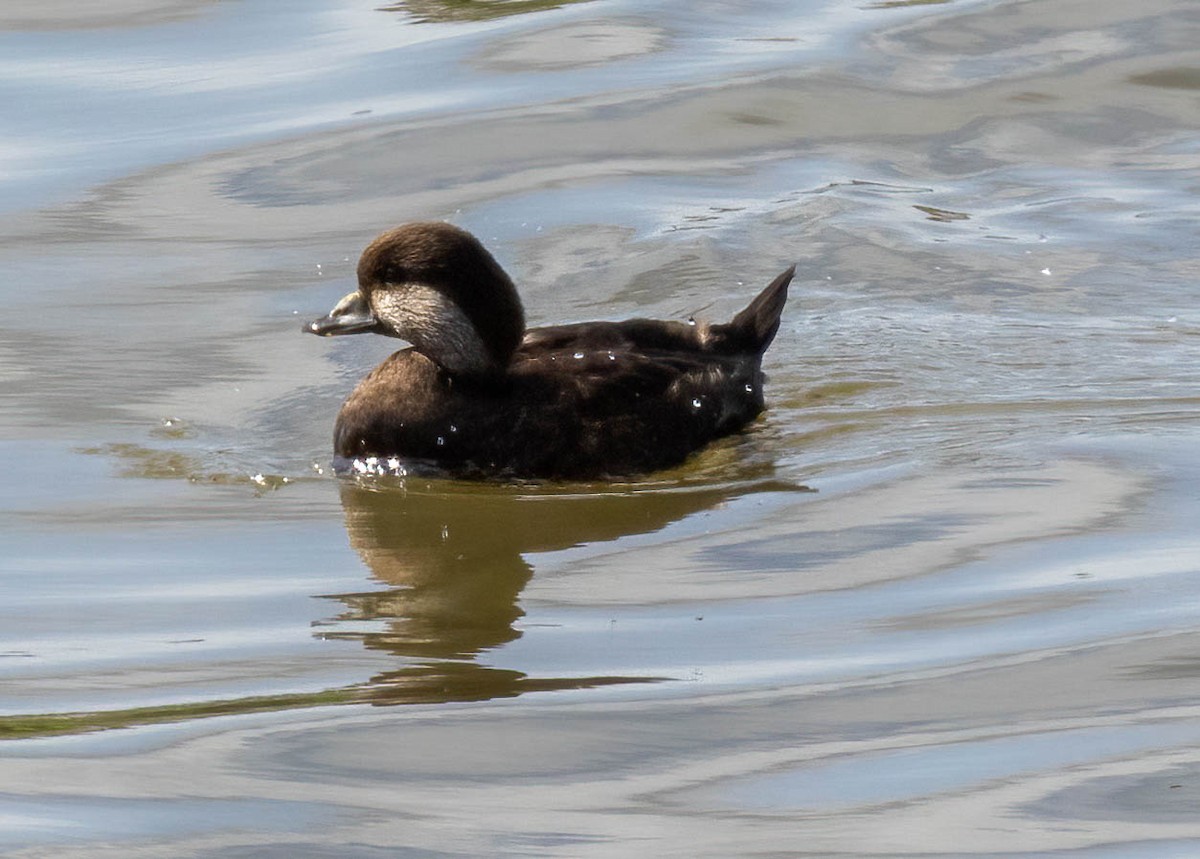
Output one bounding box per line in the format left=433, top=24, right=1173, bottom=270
left=306, top=222, right=526, bottom=377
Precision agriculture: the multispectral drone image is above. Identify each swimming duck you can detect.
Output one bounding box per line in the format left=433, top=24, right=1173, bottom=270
left=306, top=222, right=793, bottom=479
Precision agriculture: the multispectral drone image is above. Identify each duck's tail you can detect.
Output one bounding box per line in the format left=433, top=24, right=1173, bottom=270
left=710, top=265, right=795, bottom=355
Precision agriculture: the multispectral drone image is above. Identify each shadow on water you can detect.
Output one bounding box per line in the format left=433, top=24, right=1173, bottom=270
left=866, top=0, right=954, bottom=9
left=379, top=0, right=594, bottom=24
left=320, top=473, right=798, bottom=704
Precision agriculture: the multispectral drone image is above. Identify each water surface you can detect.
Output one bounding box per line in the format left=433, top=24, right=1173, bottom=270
left=2, top=0, right=1199, bottom=855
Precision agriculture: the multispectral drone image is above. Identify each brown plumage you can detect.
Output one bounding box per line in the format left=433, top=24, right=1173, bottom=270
left=306, top=222, right=793, bottom=480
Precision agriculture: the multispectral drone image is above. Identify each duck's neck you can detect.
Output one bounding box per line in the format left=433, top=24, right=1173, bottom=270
left=375, top=282, right=512, bottom=377
left=425, top=324, right=503, bottom=378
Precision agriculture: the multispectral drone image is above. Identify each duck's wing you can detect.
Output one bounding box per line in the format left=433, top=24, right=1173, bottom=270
left=511, top=340, right=761, bottom=441
left=511, top=342, right=704, bottom=403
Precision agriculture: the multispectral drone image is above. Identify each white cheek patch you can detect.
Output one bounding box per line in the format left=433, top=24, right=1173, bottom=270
left=374, top=282, right=494, bottom=375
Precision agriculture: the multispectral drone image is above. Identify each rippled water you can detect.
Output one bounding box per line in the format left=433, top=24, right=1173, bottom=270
left=2, top=0, right=1200, bottom=855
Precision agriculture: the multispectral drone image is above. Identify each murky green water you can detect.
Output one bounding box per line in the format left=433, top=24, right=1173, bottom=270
left=2, top=0, right=1199, bottom=855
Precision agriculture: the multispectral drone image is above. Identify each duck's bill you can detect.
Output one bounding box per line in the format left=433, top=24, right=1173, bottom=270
left=305, top=290, right=381, bottom=336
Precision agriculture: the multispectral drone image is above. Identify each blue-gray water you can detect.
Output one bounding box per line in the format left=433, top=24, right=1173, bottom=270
left=2, top=0, right=1199, bottom=855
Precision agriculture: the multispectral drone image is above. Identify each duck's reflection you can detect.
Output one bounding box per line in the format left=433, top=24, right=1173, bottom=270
left=320, top=473, right=789, bottom=705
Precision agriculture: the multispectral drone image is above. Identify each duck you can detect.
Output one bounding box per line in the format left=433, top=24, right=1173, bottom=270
left=306, top=221, right=793, bottom=480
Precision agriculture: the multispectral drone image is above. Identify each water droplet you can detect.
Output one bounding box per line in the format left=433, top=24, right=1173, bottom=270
left=436, top=436, right=445, bottom=446
left=691, top=398, right=702, bottom=409
left=573, top=351, right=585, bottom=359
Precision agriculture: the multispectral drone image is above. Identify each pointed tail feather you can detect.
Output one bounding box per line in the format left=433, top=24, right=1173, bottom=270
left=712, top=265, right=794, bottom=355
